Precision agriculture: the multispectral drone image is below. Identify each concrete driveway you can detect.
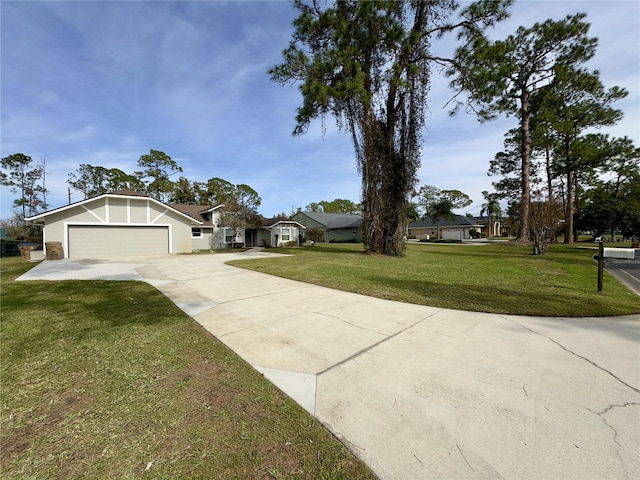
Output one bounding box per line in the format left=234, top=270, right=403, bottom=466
left=18, top=252, right=640, bottom=479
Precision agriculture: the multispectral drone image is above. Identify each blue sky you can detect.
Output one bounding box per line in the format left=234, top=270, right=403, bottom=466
left=2, top=0, right=638, bottom=219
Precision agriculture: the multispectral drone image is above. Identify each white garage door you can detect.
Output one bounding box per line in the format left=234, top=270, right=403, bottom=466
left=441, top=229, right=462, bottom=240
left=68, top=226, right=169, bottom=258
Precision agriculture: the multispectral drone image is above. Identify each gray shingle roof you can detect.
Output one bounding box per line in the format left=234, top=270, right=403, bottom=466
left=298, top=211, right=362, bottom=228
left=409, top=214, right=481, bottom=228
left=327, top=217, right=362, bottom=229
left=166, top=203, right=217, bottom=226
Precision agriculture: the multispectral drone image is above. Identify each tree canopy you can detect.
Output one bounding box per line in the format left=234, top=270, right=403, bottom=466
left=64, top=153, right=262, bottom=215
left=449, top=13, right=598, bottom=241
left=136, top=149, right=183, bottom=202
left=67, top=164, right=143, bottom=200
left=1, top=153, right=48, bottom=217
left=305, top=199, right=360, bottom=215
left=536, top=66, right=627, bottom=243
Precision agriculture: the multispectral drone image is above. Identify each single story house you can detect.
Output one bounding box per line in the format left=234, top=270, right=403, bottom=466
left=291, top=211, right=363, bottom=242
left=25, top=191, right=305, bottom=259
left=325, top=215, right=363, bottom=243
left=409, top=215, right=483, bottom=241
left=246, top=217, right=306, bottom=247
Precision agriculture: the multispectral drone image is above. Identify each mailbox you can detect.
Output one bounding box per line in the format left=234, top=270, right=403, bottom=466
left=603, top=248, right=635, bottom=260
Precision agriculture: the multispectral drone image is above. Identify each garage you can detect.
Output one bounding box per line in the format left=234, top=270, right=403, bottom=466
left=68, top=225, right=169, bottom=258
left=25, top=192, right=203, bottom=259
left=441, top=229, right=463, bottom=241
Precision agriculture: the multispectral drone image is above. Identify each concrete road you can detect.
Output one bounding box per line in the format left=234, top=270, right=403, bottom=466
left=18, top=252, right=640, bottom=479
left=605, top=249, right=640, bottom=295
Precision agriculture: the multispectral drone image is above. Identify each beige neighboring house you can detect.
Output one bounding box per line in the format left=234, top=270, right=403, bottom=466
left=473, top=216, right=503, bottom=237
left=25, top=191, right=202, bottom=259
left=408, top=215, right=483, bottom=241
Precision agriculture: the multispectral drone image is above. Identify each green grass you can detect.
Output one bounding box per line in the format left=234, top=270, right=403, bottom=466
left=228, top=243, right=640, bottom=317
left=0, top=257, right=376, bottom=480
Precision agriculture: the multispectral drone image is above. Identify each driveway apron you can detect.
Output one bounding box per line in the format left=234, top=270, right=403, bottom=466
left=19, top=253, right=640, bottom=480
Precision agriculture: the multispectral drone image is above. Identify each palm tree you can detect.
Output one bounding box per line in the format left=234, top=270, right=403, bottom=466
left=481, top=198, right=502, bottom=237
left=427, top=199, right=454, bottom=240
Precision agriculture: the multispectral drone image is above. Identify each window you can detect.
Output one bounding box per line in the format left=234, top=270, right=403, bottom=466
left=281, top=228, right=291, bottom=241
left=225, top=228, right=234, bottom=244
left=191, top=228, right=202, bottom=238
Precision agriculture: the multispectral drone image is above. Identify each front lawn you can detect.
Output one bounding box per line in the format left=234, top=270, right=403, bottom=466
left=228, top=243, right=640, bottom=317
left=0, top=257, right=375, bottom=479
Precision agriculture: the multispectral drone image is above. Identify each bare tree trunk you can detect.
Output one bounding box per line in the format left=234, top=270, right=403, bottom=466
left=564, top=170, right=574, bottom=244
left=545, top=142, right=553, bottom=201
left=517, top=95, right=531, bottom=242
left=41, top=157, right=47, bottom=211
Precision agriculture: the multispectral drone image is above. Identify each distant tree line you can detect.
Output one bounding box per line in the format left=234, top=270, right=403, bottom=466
left=0, top=153, right=49, bottom=241
left=449, top=11, right=638, bottom=243
left=1, top=153, right=49, bottom=218
left=303, top=199, right=360, bottom=215
left=66, top=149, right=262, bottom=211
left=0, top=149, right=264, bottom=240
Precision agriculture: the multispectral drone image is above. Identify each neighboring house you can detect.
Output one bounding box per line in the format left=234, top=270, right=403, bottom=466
left=326, top=215, right=363, bottom=243
left=25, top=191, right=202, bottom=259
left=246, top=217, right=306, bottom=247
left=291, top=211, right=363, bottom=242
left=473, top=216, right=503, bottom=237
left=409, top=215, right=483, bottom=241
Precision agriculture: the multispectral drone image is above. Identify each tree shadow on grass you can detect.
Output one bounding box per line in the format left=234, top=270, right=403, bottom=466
left=3, top=280, right=183, bottom=350
left=302, top=244, right=366, bottom=255
left=361, top=275, right=630, bottom=318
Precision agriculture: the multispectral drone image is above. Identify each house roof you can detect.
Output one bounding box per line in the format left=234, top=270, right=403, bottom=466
left=409, top=214, right=482, bottom=229
left=25, top=192, right=203, bottom=225
left=262, top=216, right=290, bottom=227
left=326, top=217, right=362, bottom=229
left=472, top=216, right=499, bottom=224
left=262, top=217, right=306, bottom=230
left=295, top=211, right=363, bottom=228
left=108, top=189, right=148, bottom=197
left=166, top=203, right=223, bottom=227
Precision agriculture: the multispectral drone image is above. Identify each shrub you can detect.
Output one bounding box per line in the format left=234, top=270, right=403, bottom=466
left=529, top=200, right=564, bottom=255
left=306, top=228, right=325, bottom=243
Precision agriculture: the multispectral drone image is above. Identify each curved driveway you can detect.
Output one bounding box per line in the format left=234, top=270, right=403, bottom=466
left=19, top=252, right=640, bottom=480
